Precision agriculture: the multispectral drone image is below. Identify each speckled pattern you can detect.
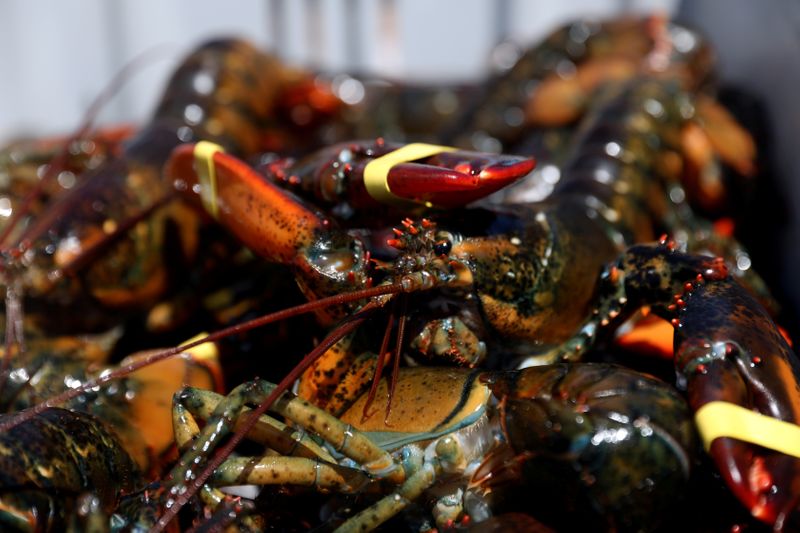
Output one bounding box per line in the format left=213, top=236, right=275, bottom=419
left=620, top=242, right=800, bottom=525
left=484, top=364, right=696, bottom=531
left=0, top=408, right=140, bottom=529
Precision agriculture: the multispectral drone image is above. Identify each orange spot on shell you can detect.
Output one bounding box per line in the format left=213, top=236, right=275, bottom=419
left=615, top=315, right=674, bottom=360
left=778, top=326, right=793, bottom=347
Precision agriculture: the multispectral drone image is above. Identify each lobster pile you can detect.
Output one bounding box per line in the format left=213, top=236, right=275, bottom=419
left=0, top=15, right=798, bottom=532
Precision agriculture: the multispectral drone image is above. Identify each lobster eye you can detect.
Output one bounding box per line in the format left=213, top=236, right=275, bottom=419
left=434, top=239, right=452, bottom=257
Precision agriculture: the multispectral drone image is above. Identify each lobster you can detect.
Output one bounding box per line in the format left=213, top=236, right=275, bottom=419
left=1, top=17, right=798, bottom=532
left=447, top=15, right=755, bottom=218
left=118, top=363, right=695, bottom=531
left=442, top=16, right=712, bottom=152
left=0, top=38, right=325, bottom=340
left=147, top=34, right=798, bottom=528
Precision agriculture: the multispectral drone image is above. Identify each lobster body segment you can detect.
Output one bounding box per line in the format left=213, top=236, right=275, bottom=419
left=481, top=363, right=696, bottom=531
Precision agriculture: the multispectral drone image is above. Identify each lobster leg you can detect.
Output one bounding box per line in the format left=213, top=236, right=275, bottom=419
left=173, top=388, right=368, bottom=493
left=173, top=387, right=336, bottom=461
left=167, top=378, right=402, bottom=494
left=335, top=462, right=437, bottom=533
left=618, top=243, right=800, bottom=527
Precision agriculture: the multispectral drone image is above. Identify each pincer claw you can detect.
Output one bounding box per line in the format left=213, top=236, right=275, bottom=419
left=258, top=140, right=535, bottom=211
left=378, top=145, right=536, bottom=208
left=672, top=274, right=800, bottom=527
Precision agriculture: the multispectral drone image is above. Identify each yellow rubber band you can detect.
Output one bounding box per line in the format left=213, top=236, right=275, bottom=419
left=194, top=141, right=225, bottom=219
left=695, top=401, right=800, bottom=458
left=363, top=143, right=456, bottom=208
left=179, top=332, right=219, bottom=363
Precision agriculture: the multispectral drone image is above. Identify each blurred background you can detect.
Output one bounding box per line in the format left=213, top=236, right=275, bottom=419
left=0, top=0, right=680, bottom=139
left=1, top=0, right=799, bottom=330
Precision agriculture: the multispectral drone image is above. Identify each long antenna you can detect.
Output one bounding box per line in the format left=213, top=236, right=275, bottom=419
left=0, top=282, right=403, bottom=433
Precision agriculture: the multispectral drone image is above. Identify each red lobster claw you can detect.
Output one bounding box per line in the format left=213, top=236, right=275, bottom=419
left=259, top=139, right=535, bottom=209
left=621, top=244, right=800, bottom=528
left=674, top=277, right=800, bottom=528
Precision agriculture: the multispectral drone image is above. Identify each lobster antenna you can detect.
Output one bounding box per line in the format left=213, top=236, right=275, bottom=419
left=360, top=298, right=398, bottom=421
left=385, top=294, right=408, bottom=424
left=0, top=282, right=403, bottom=433
left=0, top=45, right=175, bottom=400
left=0, top=278, right=24, bottom=398
left=153, top=299, right=382, bottom=532
left=0, top=44, right=174, bottom=251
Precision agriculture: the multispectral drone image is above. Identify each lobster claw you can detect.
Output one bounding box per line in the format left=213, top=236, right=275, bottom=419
left=165, top=142, right=370, bottom=312
left=259, top=140, right=535, bottom=210
left=378, top=143, right=537, bottom=208
left=620, top=243, right=800, bottom=528
left=673, top=278, right=800, bottom=528
left=625, top=240, right=800, bottom=529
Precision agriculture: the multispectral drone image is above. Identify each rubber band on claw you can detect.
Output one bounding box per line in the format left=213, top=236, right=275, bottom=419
left=363, top=143, right=456, bottom=208
left=695, top=401, right=800, bottom=458
left=194, top=141, right=225, bottom=219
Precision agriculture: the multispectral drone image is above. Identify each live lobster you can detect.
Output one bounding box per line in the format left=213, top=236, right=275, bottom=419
left=0, top=15, right=797, bottom=533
